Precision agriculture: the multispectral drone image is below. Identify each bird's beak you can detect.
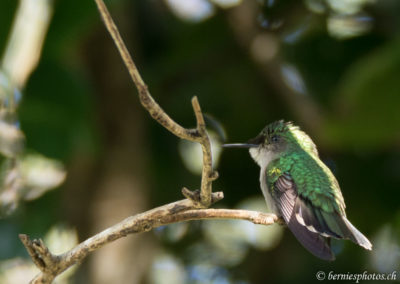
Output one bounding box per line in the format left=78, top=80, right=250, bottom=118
left=223, top=134, right=264, bottom=149
left=222, top=143, right=258, bottom=148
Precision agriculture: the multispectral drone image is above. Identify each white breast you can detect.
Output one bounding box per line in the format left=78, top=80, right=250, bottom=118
left=249, top=147, right=279, bottom=215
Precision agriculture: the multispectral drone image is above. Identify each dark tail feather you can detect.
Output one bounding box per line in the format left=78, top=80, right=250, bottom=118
left=287, top=215, right=335, bottom=261
left=342, top=217, right=373, bottom=250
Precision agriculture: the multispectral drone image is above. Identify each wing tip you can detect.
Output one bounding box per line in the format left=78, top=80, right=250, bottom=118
left=359, top=239, right=373, bottom=250
left=288, top=216, right=336, bottom=261
left=342, top=217, right=373, bottom=250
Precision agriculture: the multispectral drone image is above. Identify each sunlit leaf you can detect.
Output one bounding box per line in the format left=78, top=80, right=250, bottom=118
left=327, top=13, right=373, bottom=39
left=164, top=0, right=215, bottom=23
left=19, top=153, right=66, bottom=200
left=44, top=224, right=78, bottom=255
left=326, top=0, right=374, bottom=15
left=0, top=153, right=66, bottom=216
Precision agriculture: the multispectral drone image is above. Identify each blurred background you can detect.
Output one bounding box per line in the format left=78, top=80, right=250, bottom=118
left=0, top=0, right=399, bottom=283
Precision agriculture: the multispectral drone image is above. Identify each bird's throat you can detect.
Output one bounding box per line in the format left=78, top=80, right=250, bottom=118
left=249, top=147, right=278, bottom=169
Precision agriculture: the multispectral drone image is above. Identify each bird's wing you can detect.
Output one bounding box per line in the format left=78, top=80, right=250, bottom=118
left=267, top=156, right=372, bottom=252
left=291, top=168, right=372, bottom=250
left=266, top=165, right=335, bottom=260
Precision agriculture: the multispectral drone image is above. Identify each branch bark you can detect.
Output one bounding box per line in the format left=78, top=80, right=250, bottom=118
left=20, top=1, right=278, bottom=283
left=21, top=195, right=277, bottom=284
left=93, top=0, right=216, bottom=206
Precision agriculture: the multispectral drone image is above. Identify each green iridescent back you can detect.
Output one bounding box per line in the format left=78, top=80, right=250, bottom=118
left=264, top=121, right=346, bottom=215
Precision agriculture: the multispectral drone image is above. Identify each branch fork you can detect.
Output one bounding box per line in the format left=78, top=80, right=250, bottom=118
left=20, top=1, right=278, bottom=283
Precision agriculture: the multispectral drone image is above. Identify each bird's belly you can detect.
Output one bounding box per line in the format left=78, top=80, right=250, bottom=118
left=260, top=168, right=279, bottom=216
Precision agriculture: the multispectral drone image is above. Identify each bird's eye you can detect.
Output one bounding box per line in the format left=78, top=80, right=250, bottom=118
left=270, top=135, right=279, bottom=143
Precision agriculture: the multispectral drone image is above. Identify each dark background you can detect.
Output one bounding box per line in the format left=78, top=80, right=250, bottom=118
left=0, top=0, right=399, bottom=283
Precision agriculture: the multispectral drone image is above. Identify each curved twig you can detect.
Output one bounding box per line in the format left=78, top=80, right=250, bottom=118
left=93, top=0, right=215, bottom=206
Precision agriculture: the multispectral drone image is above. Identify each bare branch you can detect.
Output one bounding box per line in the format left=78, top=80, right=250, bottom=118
left=190, top=97, right=216, bottom=205
left=173, top=209, right=277, bottom=225
left=93, top=0, right=215, bottom=207
left=93, top=0, right=196, bottom=141
left=21, top=195, right=276, bottom=284
left=19, top=235, right=58, bottom=284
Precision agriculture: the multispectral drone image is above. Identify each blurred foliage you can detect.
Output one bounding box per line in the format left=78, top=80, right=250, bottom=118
left=326, top=37, right=400, bottom=148
left=0, top=224, right=77, bottom=283
left=0, top=0, right=67, bottom=217
left=0, top=0, right=400, bottom=283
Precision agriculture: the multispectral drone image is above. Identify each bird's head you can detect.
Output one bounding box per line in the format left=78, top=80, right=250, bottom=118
left=223, top=120, right=317, bottom=167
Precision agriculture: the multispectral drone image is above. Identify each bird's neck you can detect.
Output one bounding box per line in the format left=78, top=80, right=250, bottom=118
left=249, top=147, right=280, bottom=170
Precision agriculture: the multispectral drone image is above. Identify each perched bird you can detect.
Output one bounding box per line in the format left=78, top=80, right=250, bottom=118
left=224, top=120, right=372, bottom=260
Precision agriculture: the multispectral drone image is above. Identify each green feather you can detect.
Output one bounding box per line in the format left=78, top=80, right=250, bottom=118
left=267, top=151, right=345, bottom=216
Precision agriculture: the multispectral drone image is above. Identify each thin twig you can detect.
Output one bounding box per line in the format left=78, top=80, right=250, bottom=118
left=190, top=97, right=216, bottom=205
left=93, top=0, right=215, bottom=206
left=93, top=0, right=196, bottom=141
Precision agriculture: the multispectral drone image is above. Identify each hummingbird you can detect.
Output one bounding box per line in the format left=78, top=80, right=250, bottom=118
left=224, top=120, right=372, bottom=260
